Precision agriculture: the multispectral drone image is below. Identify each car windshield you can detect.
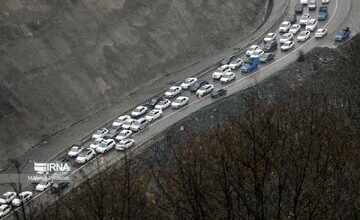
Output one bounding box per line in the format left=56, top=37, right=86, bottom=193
left=199, top=85, right=208, bottom=90
left=291, top=25, right=298, bottom=29
left=284, top=42, right=291, bottom=46
left=133, top=121, right=141, bottom=126
left=184, top=78, right=193, bottom=83
left=175, top=98, right=184, bottom=103
left=134, top=107, right=142, bottom=112
left=266, top=34, right=273, bottom=38
left=299, top=32, right=307, bottom=37
left=158, top=100, right=167, bottom=105
left=253, top=51, right=261, bottom=55
left=123, top=120, right=133, bottom=126
left=99, top=141, right=108, bottom=147
left=223, top=74, right=232, bottom=78
left=79, top=150, right=88, bottom=157
left=148, top=111, right=157, bottom=116
left=0, top=206, right=7, bottom=212
left=70, top=147, right=78, bottom=152
left=281, top=23, right=288, bottom=27
left=119, top=131, right=127, bottom=136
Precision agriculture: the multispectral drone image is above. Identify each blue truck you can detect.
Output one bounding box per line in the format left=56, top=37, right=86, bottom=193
left=241, top=57, right=260, bottom=73
left=317, top=7, right=328, bottom=20
left=335, top=27, right=351, bottom=42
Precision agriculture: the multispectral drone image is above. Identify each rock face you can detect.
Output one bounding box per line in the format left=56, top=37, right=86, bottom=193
left=0, top=0, right=266, bottom=166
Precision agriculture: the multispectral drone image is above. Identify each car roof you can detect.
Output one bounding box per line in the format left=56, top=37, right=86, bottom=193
left=3, top=192, right=15, bottom=196
left=0, top=204, right=9, bottom=209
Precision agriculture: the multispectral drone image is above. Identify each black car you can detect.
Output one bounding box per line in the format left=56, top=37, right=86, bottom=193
left=294, top=3, right=303, bottom=14
left=211, top=88, right=227, bottom=98
left=104, top=127, right=121, bottom=139
left=147, top=96, right=163, bottom=108
left=189, top=80, right=209, bottom=93
left=220, top=55, right=237, bottom=65
left=263, top=40, right=278, bottom=53
left=51, top=181, right=69, bottom=193
left=286, top=14, right=297, bottom=25
left=260, top=53, right=275, bottom=63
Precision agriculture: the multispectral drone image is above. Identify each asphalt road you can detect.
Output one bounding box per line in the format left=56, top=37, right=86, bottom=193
left=2, top=0, right=359, bottom=219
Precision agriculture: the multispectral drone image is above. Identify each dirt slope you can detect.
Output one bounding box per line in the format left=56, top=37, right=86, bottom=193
left=0, top=0, right=267, bottom=166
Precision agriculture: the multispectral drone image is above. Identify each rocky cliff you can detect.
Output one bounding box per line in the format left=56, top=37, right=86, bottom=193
left=0, top=0, right=266, bottom=166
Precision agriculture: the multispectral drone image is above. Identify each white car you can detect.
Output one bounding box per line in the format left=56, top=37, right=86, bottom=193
left=289, top=24, right=301, bottom=34
left=305, top=19, right=318, bottom=32
left=36, top=180, right=52, bottom=192
left=67, top=146, right=84, bottom=157
left=246, top=45, right=260, bottom=56
left=280, top=41, right=295, bottom=51
left=322, top=0, right=329, bottom=4
left=11, top=191, right=33, bottom=207
left=75, top=148, right=96, bottom=164
left=181, top=78, right=198, bottom=89
left=217, top=64, right=231, bottom=72
left=0, top=192, right=16, bottom=204
left=155, top=98, right=171, bottom=110
left=196, top=84, right=214, bottom=96
left=115, top=130, right=133, bottom=141
left=130, top=118, right=149, bottom=132
left=165, top=86, right=182, bottom=98
left=220, top=72, right=236, bottom=84
left=92, top=128, right=108, bottom=139
left=297, top=31, right=311, bottom=42
left=279, top=21, right=291, bottom=33
left=96, top=139, right=116, bottom=154
left=89, top=138, right=104, bottom=149
left=115, top=139, right=135, bottom=151
left=300, top=0, right=308, bottom=4
left=279, top=33, right=294, bottom=44
left=131, top=106, right=148, bottom=118
left=315, top=28, right=328, bottom=38
left=308, top=0, right=317, bottom=9
left=300, top=14, right=311, bottom=25
left=263, top=33, right=277, bottom=43
left=228, top=58, right=243, bottom=70
left=0, top=204, right=11, bottom=218
left=171, top=96, right=189, bottom=109
left=121, top=118, right=135, bottom=129
left=212, top=65, right=231, bottom=79
left=112, top=115, right=131, bottom=127
left=145, top=109, right=163, bottom=122
left=250, top=49, right=265, bottom=58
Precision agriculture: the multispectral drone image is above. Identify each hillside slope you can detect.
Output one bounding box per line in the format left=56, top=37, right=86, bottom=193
left=0, top=0, right=267, bottom=165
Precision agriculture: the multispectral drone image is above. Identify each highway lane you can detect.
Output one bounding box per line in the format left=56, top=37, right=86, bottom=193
left=2, top=0, right=359, bottom=219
